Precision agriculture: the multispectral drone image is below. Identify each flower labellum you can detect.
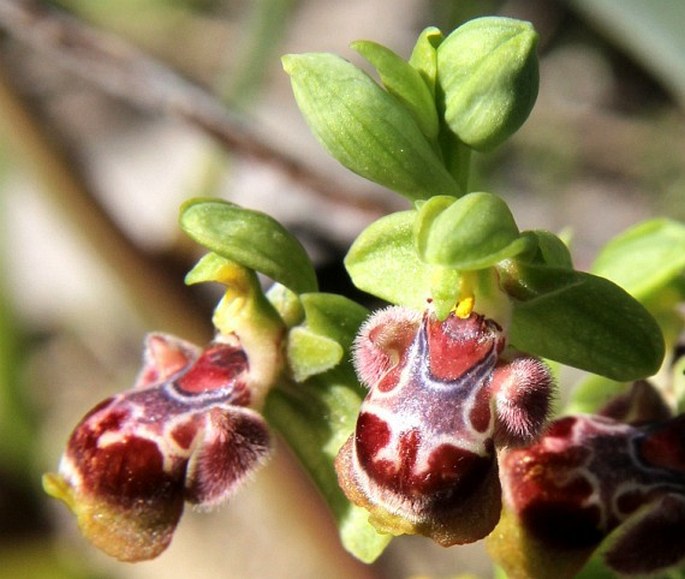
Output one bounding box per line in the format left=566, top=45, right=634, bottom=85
left=43, top=333, right=272, bottom=562
left=490, top=384, right=685, bottom=578
left=335, top=306, right=553, bottom=545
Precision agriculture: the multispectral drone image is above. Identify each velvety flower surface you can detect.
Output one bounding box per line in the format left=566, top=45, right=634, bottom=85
left=43, top=333, right=271, bottom=562
left=335, top=307, right=553, bottom=545
left=489, top=382, right=685, bottom=578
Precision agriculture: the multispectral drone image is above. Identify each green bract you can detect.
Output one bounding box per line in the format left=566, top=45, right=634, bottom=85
left=265, top=371, right=391, bottom=563
left=352, top=40, right=439, bottom=140
left=497, top=260, right=665, bottom=381
left=286, top=293, right=369, bottom=382
left=437, top=17, right=539, bottom=151
left=415, top=192, right=530, bottom=269
left=282, top=53, right=460, bottom=200
left=180, top=198, right=318, bottom=294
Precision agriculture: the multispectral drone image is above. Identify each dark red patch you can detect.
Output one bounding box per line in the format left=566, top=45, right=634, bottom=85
left=68, top=406, right=131, bottom=460
left=544, top=415, right=578, bottom=439
left=355, top=412, right=392, bottom=469
left=426, top=315, right=496, bottom=381
left=357, top=411, right=491, bottom=503
left=522, top=500, right=604, bottom=549
left=616, top=489, right=647, bottom=516
left=421, top=444, right=491, bottom=499
left=470, top=385, right=492, bottom=433
left=176, top=344, right=248, bottom=395
left=639, top=416, right=685, bottom=474
left=83, top=435, right=181, bottom=505
left=506, top=440, right=601, bottom=547
left=170, top=418, right=200, bottom=450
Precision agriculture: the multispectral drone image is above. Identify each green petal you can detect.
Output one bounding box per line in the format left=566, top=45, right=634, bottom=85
left=415, top=193, right=528, bottom=270
left=523, top=230, right=574, bottom=269
left=287, top=327, right=343, bottom=382
left=286, top=293, right=369, bottom=382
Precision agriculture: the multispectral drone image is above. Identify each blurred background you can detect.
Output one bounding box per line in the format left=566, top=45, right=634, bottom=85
left=1, top=0, right=685, bottom=577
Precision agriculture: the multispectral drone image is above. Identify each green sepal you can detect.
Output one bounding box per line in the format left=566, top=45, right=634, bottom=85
left=408, top=26, right=444, bottom=98
left=282, top=53, right=460, bottom=200
left=351, top=40, right=439, bottom=140
left=180, top=198, right=318, bottom=294
left=415, top=193, right=530, bottom=270
left=497, top=261, right=665, bottom=381
left=345, top=209, right=434, bottom=309
left=437, top=16, right=539, bottom=151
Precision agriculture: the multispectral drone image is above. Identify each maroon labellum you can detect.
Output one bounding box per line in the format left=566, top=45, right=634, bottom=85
left=43, top=333, right=271, bottom=562
left=490, top=382, right=685, bottom=578
left=335, top=306, right=553, bottom=545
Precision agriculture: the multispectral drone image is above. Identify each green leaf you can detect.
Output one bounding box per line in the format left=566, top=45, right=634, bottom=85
left=498, top=261, right=665, bottom=381
left=591, top=218, right=685, bottom=302
left=415, top=193, right=530, bottom=270
left=570, top=0, right=685, bottom=107
left=408, top=26, right=444, bottom=98
left=282, top=53, right=460, bottom=200
left=345, top=210, right=434, bottom=308
left=351, top=40, right=439, bottom=139
left=179, top=198, right=318, bottom=294
left=265, top=368, right=391, bottom=563
left=437, top=16, right=539, bottom=151
left=564, top=374, right=628, bottom=415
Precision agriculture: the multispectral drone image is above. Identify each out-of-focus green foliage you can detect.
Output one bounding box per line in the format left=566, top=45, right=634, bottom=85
left=571, top=0, right=685, bottom=107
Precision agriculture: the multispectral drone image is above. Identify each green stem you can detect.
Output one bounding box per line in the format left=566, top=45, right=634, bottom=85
left=437, top=119, right=472, bottom=192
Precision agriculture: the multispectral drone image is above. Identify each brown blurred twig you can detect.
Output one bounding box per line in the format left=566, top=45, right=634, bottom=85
left=0, top=55, right=213, bottom=343
left=0, top=0, right=390, bottom=217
